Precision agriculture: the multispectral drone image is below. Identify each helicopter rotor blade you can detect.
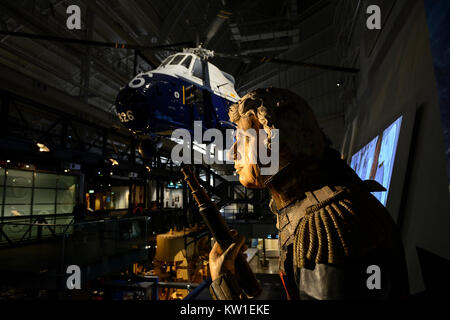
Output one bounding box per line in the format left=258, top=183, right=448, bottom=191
left=203, top=8, right=233, bottom=47
left=214, top=52, right=359, bottom=74
left=0, top=30, right=195, bottom=51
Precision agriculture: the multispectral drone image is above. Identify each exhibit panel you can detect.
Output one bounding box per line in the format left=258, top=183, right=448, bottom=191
left=350, top=116, right=403, bottom=206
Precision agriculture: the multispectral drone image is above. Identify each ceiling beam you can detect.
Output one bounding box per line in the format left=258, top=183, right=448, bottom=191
left=0, top=43, right=113, bottom=104
left=0, top=1, right=129, bottom=85
left=233, top=29, right=299, bottom=42
left=91, top=0, right=159, bottom=68
left=159, top=0, right=195, bottom=45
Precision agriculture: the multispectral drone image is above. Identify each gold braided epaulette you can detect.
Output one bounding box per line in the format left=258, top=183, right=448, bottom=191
left=293, top=189, right=391, bottom=270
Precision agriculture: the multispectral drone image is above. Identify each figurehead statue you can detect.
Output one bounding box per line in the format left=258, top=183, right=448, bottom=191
left=209, top=87, right=410, bottom=300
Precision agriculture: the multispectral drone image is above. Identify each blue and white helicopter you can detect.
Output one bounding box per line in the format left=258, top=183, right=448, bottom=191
left=114, top=46, right=240, bottom=139
left=113, top=45, right=359, bottom=158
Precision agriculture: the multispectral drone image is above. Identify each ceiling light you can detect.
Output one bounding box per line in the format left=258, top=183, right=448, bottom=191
left=37, top=143, right=50, bottom=152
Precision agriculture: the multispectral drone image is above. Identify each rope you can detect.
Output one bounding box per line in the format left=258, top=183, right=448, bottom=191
left=293, top=190, right=392, bottom=269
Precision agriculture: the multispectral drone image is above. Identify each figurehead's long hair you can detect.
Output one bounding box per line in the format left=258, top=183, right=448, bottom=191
left=228, top=87, right=328, bottom=159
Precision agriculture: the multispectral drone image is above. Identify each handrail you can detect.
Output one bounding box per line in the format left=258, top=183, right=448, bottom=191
left=0, top=213, right=73, bottom=221
left=1, top=222, right=72, bottom=226
left=183, top=278, right=212, bottom=300
left=0, top=215, right=150, bottom=246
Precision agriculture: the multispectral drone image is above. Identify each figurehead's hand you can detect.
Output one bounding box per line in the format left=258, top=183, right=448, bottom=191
left=209, top=230, right=248, bottom=281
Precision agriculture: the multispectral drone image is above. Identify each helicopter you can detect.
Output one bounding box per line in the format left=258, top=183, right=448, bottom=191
left=112, top=44, right=360, bottom=159
left=114, top=46, right=240, bottom=139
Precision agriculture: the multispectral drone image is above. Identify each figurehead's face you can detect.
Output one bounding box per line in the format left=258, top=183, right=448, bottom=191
left=229, top=114, right=266, bottom=189
left=227, top=87, right=327, bottom=190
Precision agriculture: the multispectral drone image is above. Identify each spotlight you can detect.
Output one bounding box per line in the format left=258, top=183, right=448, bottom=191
left=36, top=143, right=50, bottom=152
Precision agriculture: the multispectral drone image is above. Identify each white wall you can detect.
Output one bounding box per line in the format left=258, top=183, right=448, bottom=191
left=342, top=0, right=450, bottom=294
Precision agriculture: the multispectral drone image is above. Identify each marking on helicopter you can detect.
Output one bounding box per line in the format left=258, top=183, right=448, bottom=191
left=174, top=91, right=180, bottom=99
left=129, top=74, right=146, bottom=89
left=118, top=110, right=134, bottom=122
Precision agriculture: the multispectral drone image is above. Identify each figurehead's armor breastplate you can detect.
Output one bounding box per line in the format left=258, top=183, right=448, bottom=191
left=267, top=149, right=401, bottom=284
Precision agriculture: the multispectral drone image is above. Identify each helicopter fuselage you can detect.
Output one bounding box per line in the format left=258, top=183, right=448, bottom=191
left=114, top=52, right=240, bottom=137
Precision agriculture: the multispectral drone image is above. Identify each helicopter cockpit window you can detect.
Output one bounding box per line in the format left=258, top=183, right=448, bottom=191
left=192, top=59, right=204, bottom=80
left=180, top=56, right=192, bottom=69
left=169, top=54, right=185, bottom=65
left=160, top=56, right=174, bottom=68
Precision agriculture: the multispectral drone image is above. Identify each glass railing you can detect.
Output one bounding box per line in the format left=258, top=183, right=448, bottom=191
left=0, top=214, right=74, bottom=245
left=0, top=216, right=151, bottom=289
left=61, top=216, right=150, bottom=265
